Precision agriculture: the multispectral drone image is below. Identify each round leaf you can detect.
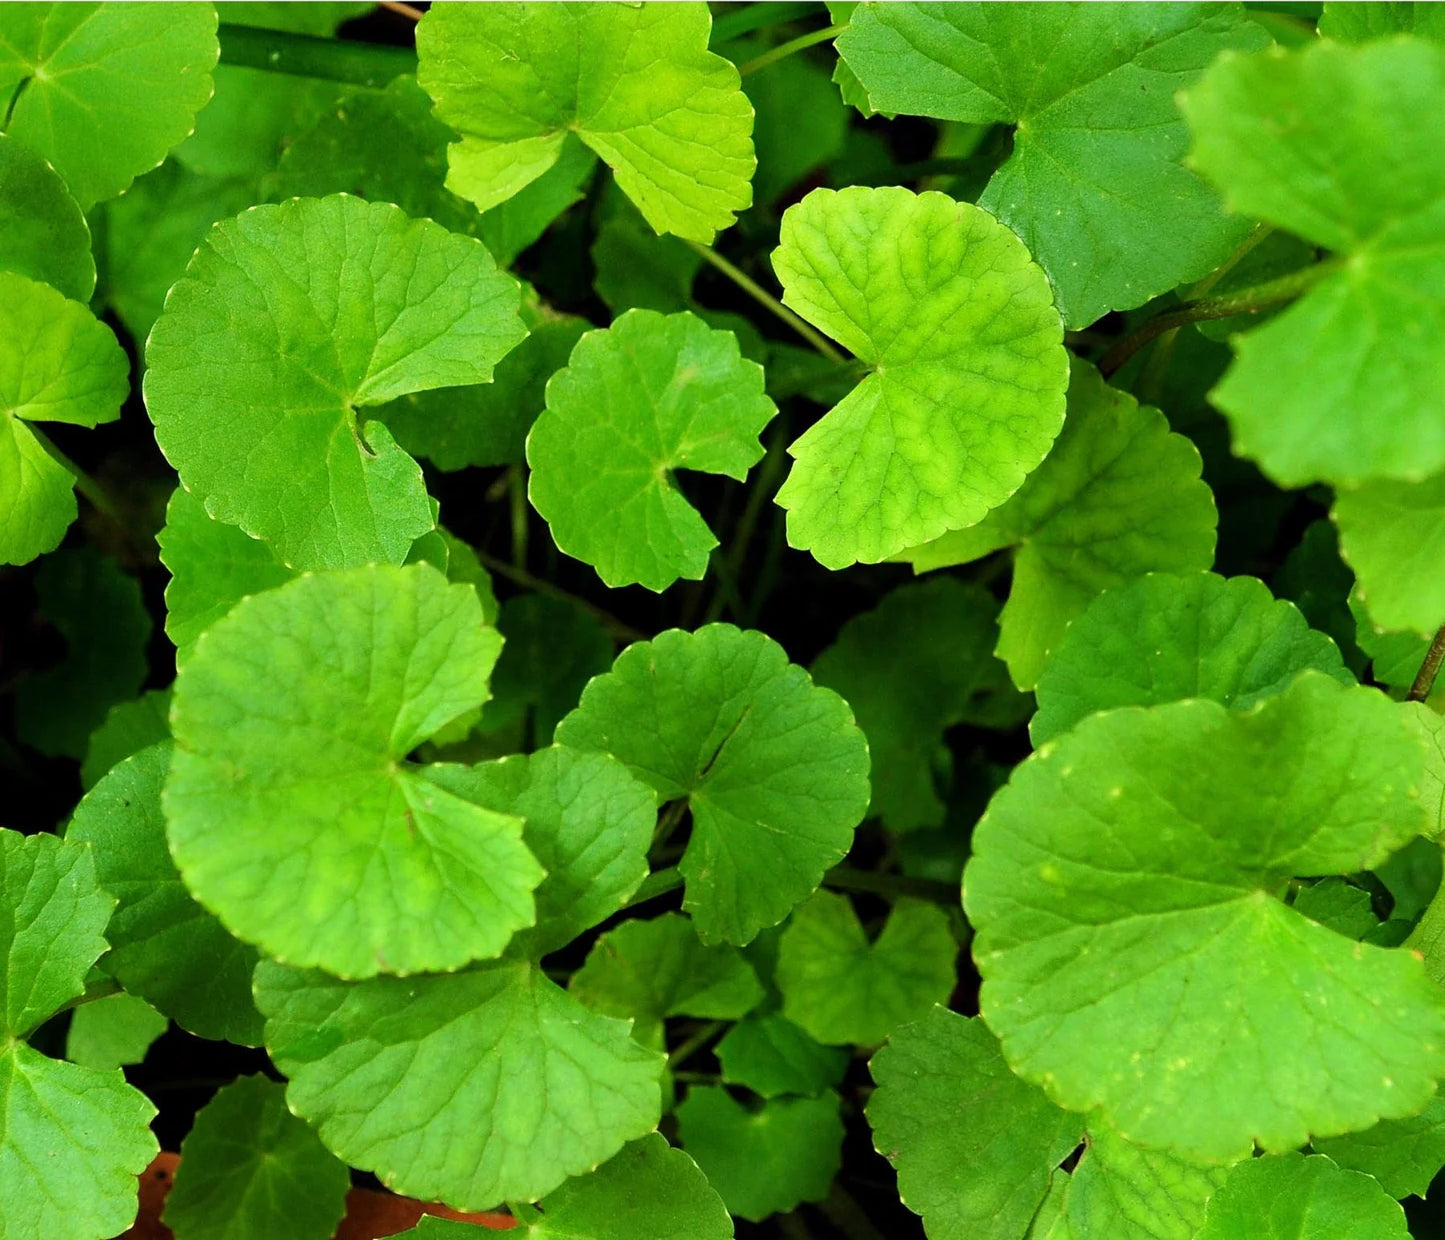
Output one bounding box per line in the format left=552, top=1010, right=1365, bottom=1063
left=555, top=624, right=871, bottom=945
left=165, top=563, right=542, bottom=979
left=0, top=132, right=94, bottom=300
left=771, top=186, right=1068, bottom=568
left=144, top=194, right=527, bottom=570
left=965, top=673, right=1445, bottom=1161
left=1196, top=1153, right=1410, bottom=1240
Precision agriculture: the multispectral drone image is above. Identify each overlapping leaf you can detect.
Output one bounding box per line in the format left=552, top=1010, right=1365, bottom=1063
left=835, top=3, right=1266, bottom=326
left=1320, top=2, right=1445, bottom=41
left=66, top=993, right=167, bottom=1072
left=716, top=1014, right=849, bottom=1100
left=1195, top=1154, right=1409, bottom=1239
left=1315, top=1089, right=1445, bottom=1200
left=556, top=624, right=871, bottom=945
left=1335, top=474, right=1445, bottom=636
left=416, top=2, right=754, bottom=243
left=771, top=186, right=1068, bottom=568
left=0, top=133, right=93, bottom=300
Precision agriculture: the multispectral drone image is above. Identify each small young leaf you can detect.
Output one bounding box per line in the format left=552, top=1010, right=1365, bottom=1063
left=163, top=1075, right=351, bottom=1240
left=165, top=563, right=541, bottom=979
left=1314, top=1089, right=1445, bottom=1200
left=556, top=624, right=871, bottom=945
left=65, top=992, right=167, bottom=1073
left=416, top=2, right=754, bottom=243
left=770, top=186, right=1068, bottom=568
left=1293, top=879, right=1381, bottom=941
left=527, top=309, right=777, bottom=592
left=0, top=132, right=94, bottom=301
left=256, top=959, right=665, bottom=1208
left=1195, top=1153, right=1409, bottom=1239
left=676, top=1086, right=843, bottom=1222
left=716, top=1014, right=849, bottom=1100
left=776, top=892, right=956, bottom=1047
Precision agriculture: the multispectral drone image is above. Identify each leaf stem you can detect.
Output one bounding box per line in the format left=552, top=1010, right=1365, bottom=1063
left=1098, top=259, right=1338, bottom=378
left=46, top=975, right=123, bottom=1023
left=706, top=426, right=790, bottom=624
left=738, top=24, right=845, bottom=76
left=471, top=549, right=647, bottom=644
left=217, top=23, right=416, bottom=88
left=684, top=240, right=847, bottom=364
left=626, top=865, right=685, bottom=908
left=651, top=800, right=689, bottom=851
left=378, top=0, right=423, bottom=20
left=711, top=2, right=823, bottom=44
left=28, top=425, right=147, bottom=557
left=668, top=1020, right=725, bottom=1069
left=823, top=864, right=959, bottom=906
left=507, top=464, right=529, bottom=569
left=1408, top=626, right=1445, bottom=702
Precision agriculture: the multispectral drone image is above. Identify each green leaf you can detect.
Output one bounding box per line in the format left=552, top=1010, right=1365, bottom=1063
left=1334, top=473, right=1445, bottom=636
left=1031, top=572, right=1351, bottom=745
left=1350, top=590, right=1430, bottom=693
left=1402, top=705, right=1445, bottom=843
left=835, top=3, right=1266, bottom=327
left=221, top=2, right=374, bottom=36
left=965, top=673, right=1445, bottom=1162
left=776, top=892, right=956, bottom=1047
left=527, top=309, right=777, bottom=592
left=0, top=132, right=94, bottom=300
left=743, top=41, right=848, bottom=206
left=1195, top=1153, right=1409, bottom=1239
left=1315, top=1090, right=1445, bottom=1199
left=1294, top=879, right=1382, bottom=941
left=591, top=200, right=703, bottom=315
left=421, top=746, right=657, bottom=957
left=770, top=186, right=1068, bottom=569
left=0, top=828, right=159, bottom=1240
left=556, top=624, right=871, bottom=945
left=525, top=1134, right=733, bottom=1240
left=163, top=1075, right=351, bottom=1240
left=81, top=689, right=172, bottom=791
left=812, top=577, right=1023, bottom=831
left=905, top=360, right=1217, bottom=690
left=177, top=65, right=340, bottom=182
left=256, top=958, right=665, bottom=1208
left=67, top=744, right=265, bottom=1046
left=716, top=1013, right=849, bottom=1100
left=416, top=1, right=754, bottom=243
left=165, top=563, right=541, bottom=980
left=65, top=992, right=167, bottom=1072
left=1320, top=2, right=1445, bottom=44
left=0, top=275, right=130, bottom=568
left=144, top=194, right=527, bottom=570
left=0, top=2, right=218, bottom=207
left=1181, top=39, right=1445, bottom=487
left=868, top=1008, right=1084, bottom=1240
left=15, top=549, right=150, bottom=758
left=571, top=913, right=764, bottom=1043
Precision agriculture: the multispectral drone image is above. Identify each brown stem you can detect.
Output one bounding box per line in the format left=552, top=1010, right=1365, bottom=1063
left=1408, top=625, right=1445, bottom=702
left=379, top=0, right=423, bottom=19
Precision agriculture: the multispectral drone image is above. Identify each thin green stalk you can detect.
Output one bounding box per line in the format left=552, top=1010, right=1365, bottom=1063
left=28, top=426, right=148, bottom=559
left=217, top=23, right=416, bottom=87
left=471, top=549, right=647, bottom=644
left=1408, top=626, right=1445, bottom=702
left=508, top=464, right=529, bottom=569
left=824, top=864, right=960, bottom=906
left=712, top=2, right=823, bottom=43
left=651, top=800, right=689, bottom=851
left=507, top=1202, right=541, bottom=1225
left=626, top=865, right=685, bottom=908
left=705, top=427, right=789, bottom=624
left=668, top=1020, right=725, bottom=1069
left=738, top=24, right=845, bottom=76
left=684, top=240, right=847, bottom=364
left=820, top=1183, right=890, bottom=1240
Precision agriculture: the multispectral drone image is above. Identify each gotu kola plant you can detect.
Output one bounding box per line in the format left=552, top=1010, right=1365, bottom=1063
left=7, top=2, right=1445, bottom=1238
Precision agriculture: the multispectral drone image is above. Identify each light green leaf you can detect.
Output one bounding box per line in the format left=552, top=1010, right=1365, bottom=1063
left=965, top=673, right=1445, bottom=1162
left=65, top=993, right=167, bottom=1072
left=905, top=360, right=1216, bottom=690
left=812, top=577, right=1022, bottom=831
left=475, top=136, right=598, bottom=268
left=1315, top=1090, right=1445, bottom=1199
left=421, top=746, right=657, bottom=957
left=0, top=828, right=158, bottom=1240
left=868, top=1008, right=1084, bottom=1240
left=1195, top=1153, right=1409, bottom=1239
left=776, top=892, right=956, bottom=1047
left=1182, top=39, right=1445, bottom=487
left=1335, top=473, right=1445, bottom=636
left=1319, top=3, right=1445, bottom=44
left=416, top=1, right=754, bottom=243
left=1402, top=705, right=1445, bottom=843
left=15, top=549, right=150, bottom=758
left=81, top=689, right=172, bottom=791
left=717, top=1013, right=849, bottom=1100
left=571, top=913, right=764, bottom=1043
left=0, top=2, right=218, bottom=207
left=0, top=133, right=93, bottom=300
left=1350, top=589, right=1430, bottom=693
left=527, top=309, right=776, bottom=592
left=165, top=563, right=540, bottom=980
left=0, top=275, right=129, bottom=567
left=67, top=744, right=264, bottom=1046
left=256, top=958, right=664, bottom=1208
left=144, top=194, right=527, bottom=570
left=1031, top=572, right=1351, bottom=745
left=677, top=1086, right=842, bottom=1222
left=836, top=3, right=1265, bottom=327
left=770, top=186, right=1067, bottom=569
left=556, top=624, right=871, bottom=945
left=163, top=1075, right=351, bottom=1240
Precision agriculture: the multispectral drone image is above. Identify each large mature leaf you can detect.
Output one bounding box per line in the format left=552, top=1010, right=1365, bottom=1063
left=1031, top=572, right=1351, bottom=744
left=835, top=3, right=1265, bottom=326
left=165, top=564, right=542, bottom=980
left=0, top=3, right=218, bottom=207
left=1181, top=39, right=1445, bottom=487
left=556, top=625, right=871, bottom=945
left=256, top=959, right=664, bottom=1208
left=770, top=186, right=1067, bottom=568
left=0, top=829, right=158, bottom=1240
left=905, top=360, right=1216, bottom=690
left=67, top=744, right=264, bottom=1046
left=965, top=673, right=1445, bottom=1162
left=0, top=133, right=93, bottom=300
left=528, top=309, right=776, bottom=591
left=0, top=275, right=129, bottom=567
left=416, top=2, right=753, bottom=243
left=1195, top=1154, right=1409, bottom=1239
left=144, top=194, right=526, bottom=570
